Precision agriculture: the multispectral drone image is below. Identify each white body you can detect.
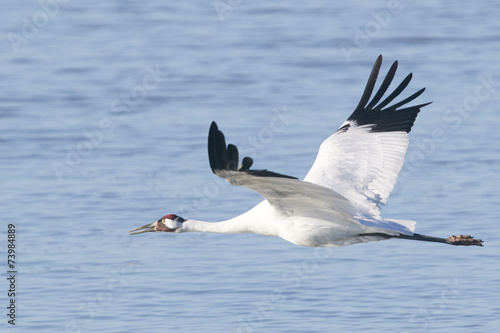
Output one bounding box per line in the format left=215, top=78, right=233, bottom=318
left=181, top=183, right=414, bottom=248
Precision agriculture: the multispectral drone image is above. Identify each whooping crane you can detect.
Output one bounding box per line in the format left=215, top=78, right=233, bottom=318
left=130, top=55, right=483, bottom=248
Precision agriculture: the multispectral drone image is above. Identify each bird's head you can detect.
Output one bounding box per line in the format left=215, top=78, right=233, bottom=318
left=129, top=214, right=186, bottom=235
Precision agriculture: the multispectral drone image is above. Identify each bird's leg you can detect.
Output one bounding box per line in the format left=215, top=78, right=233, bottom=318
left=359, top=232, right=484, bottom=246
left=445, top=235, right=484, bottom=246
left=396, top=233, right=484, bottom=246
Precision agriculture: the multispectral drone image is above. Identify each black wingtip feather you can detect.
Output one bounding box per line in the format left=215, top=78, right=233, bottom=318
left=374, top=72, right=413, bottom=111
left=239, top=157, right=253, bottom=171
left=208, top=121, right=227, bottom=171
left=207, top=122, right=298, bottom=180
left=208, top=122, right=219, bottom=171
left=354, top=55, right=383, bottom=112
left=365, top=60, right=398, bottom=110
left=227, top=144, right=239, bottom=171
left=346, top=56, right=430, bottom=133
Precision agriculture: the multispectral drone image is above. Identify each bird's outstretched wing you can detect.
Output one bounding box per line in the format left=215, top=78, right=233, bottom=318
left=304, top=55, right=431, bottom=218
left=208, top=122, right=357, bottom=221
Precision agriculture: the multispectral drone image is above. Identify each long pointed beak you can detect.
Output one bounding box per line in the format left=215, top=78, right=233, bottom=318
left=129, top=221, right=157, bottom=235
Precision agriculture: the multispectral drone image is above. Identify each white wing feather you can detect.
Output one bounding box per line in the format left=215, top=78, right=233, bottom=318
left=216, top=170, right=357, bottom=221
left=304, top=124, right=409, bottom=217
left=304, top=55, right=430, bottom=222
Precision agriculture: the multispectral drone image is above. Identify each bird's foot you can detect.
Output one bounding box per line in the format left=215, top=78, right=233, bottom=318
left=446, top=235, right=484, bottom=247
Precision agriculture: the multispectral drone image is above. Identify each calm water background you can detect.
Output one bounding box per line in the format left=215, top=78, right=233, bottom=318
left=1, top=1, right=500, bottom=332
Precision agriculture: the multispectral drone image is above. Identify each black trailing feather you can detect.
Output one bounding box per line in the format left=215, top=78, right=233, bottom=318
left=345, top=55, right=431, bottom=133
left=208, top=122, right=297, bottom=180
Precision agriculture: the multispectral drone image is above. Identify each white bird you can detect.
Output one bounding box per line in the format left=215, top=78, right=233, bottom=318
left=130, top=55, right=483, bottom=247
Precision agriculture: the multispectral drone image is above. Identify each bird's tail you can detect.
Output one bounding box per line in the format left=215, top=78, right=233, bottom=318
left=386, top=219, right=416, bottom=234
left=358, top=218, right=416, bottom=235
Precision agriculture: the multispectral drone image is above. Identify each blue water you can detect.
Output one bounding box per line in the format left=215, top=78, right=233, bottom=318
left=1, top=1, right=500, bottom=332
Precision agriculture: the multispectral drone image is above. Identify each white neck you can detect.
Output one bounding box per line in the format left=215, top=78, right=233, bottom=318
left=182, top=219, right=253, bottom=234
left=180, top=202, right=277, bottom=237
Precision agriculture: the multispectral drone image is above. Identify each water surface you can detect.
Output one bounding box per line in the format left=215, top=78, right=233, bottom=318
left=1, top=1, right=499, bottom=332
